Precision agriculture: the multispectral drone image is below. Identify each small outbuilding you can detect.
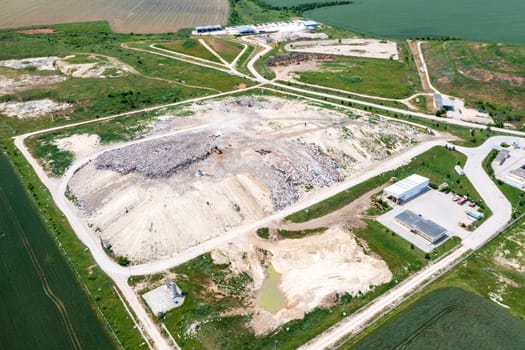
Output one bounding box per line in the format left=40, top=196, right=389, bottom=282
left=384, top=174, right=429, bottom=203
left=493, top=149, right=510, bottom=166
left=236, top=25, right=256, bottom=36
left=195, top=25, right=222, bottom=34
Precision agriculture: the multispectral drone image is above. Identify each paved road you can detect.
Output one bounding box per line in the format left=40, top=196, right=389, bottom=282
left=12, top=35, right=525, bottom=350
left=300, top=136, right=517, bottom=350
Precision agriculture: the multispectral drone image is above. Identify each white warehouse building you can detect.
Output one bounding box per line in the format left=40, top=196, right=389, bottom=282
left=384, top=174, right=429, bottom=203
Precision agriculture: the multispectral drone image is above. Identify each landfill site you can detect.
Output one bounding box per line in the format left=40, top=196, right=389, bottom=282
left=65, top=96, right=426, bottom=263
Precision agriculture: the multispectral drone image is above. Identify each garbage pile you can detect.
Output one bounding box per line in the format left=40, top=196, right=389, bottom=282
left=95, top=132, right=217, bottom=178
left=258, top=142, right=343, bottom=210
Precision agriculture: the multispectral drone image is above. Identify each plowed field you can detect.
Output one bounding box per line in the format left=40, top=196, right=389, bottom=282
left=0, top=0, right=228, bottom=33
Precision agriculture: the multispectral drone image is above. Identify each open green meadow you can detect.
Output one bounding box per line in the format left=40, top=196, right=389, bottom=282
left=294, top=54, right=419, bottom=99
left=301, top=0, right=525, bottom=44
left=0, top=22, right=249, bottom=138
left=158, top=38, right=223, bottom=63
left=424, top=41, right=525, bottom=128
left=349, top=287, right=525, bottom=349
left=0, top=151, right=116, bottom=349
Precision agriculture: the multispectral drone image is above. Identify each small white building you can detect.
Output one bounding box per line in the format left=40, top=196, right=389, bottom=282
left=384, top=174, right=429, bottom=203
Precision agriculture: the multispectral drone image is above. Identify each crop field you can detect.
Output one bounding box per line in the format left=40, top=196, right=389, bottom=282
left=302, top=0, right=525, bottom=44
left=0, top=0, right=228, bottom=33
left=349, top=287, right=525, bottom=349
left=0, top=22, right=249, bottom=137
left=424, top=41, right=525, bottom=128
left=0, top=152, right=115, bottom=349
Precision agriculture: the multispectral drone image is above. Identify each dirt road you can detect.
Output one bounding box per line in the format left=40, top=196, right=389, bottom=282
left=12, top=34, right=525, bottom=350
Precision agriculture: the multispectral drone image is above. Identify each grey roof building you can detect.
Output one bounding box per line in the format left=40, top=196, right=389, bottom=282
left=395, top=209, right=447, bottom=243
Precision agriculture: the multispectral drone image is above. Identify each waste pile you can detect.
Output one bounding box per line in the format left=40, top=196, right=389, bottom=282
left=95, top=132, right=217, bottom=178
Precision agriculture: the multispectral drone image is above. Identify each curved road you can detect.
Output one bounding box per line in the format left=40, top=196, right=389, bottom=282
left=300, top=136, right=517, bottom=350
left=12, top=34, right=525, bottom=350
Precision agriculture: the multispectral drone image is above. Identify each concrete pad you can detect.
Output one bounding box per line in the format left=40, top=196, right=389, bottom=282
left=142, top=285, right=184, bottom=316
left=377, top=189, right=479, bottom=252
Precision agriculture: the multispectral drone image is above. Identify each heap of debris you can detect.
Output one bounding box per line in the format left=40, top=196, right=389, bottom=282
left=258, top=142, right=344, bottom=209
left=266, top=53, right=335, bottom=67
left=95, top=132, right=218, bottom=178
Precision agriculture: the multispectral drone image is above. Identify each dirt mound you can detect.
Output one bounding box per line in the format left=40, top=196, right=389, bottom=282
left=0, top=99, right=71, bottom=119
left=54, top=55, right=136, bottom=78
left=212, top=226, right=392, bottom=334
left=95, top=132, right=215, bottom=178
left=266, top=53, right=335, bottom=67
left=0, top=57, right=58, bottom=71
left=0, top=74, right=66, bottom=95
left=67, top=96, right=423, bottom=263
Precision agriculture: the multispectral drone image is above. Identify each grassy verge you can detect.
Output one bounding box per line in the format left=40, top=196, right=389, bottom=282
left=2, top=140, right=145, bottom=348
left=277, top=227, right=327, bottom=239
left=286, top=146, right=489, bottom=223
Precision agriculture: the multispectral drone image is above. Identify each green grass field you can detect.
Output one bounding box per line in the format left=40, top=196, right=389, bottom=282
left=202, top=37, right=244, bottom=63
left=295, top=52, right=419, bottom=99
left=424, top=41, right=525, bottom=128
left=0, top=22, right=248, bottom=138
left=158, top=38, right=222, bottom=63
left=0, top=151, right=116, bottom=349
left=286, top=146, right=488, bottom=223
left=349, top=287, right=525, bottom=349
left=302, top=0, right=525, bottom=44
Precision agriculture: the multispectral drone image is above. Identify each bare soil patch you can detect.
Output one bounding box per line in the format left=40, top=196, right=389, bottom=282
left=0, top=74, right=66, bottom=95
left=0, top=99, right=72, bottom=119
left=212, top=226, right=392, bottom=334
left=0, top=57, right=58, bottom=71
left=12, top=27, right=56, bottom=35
left=285, top=38, right=399, bottom=60
left=66, top=96, right=424, bottom=263
left=55, top=55, right=136, bottom=78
